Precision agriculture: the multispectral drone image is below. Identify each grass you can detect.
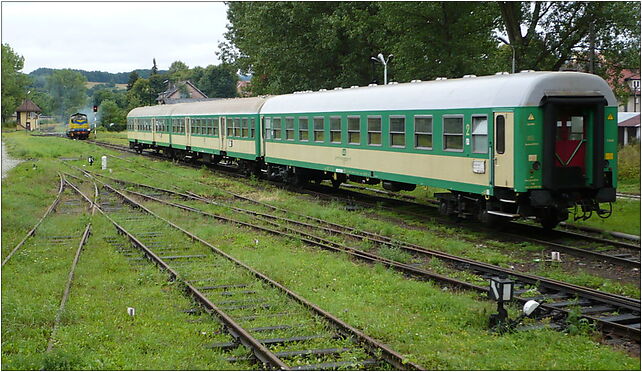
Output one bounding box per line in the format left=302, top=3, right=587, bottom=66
left=565, top=199, right=640, bottom=236
left=618, top=144, right=640, bottom=195
left=2, top=132, right=640, bottom=370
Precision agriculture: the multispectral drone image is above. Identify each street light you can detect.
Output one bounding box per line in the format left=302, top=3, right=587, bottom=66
left=496, top=36, right=515, bottom=74
left=371, top=53, right=393, bottom=85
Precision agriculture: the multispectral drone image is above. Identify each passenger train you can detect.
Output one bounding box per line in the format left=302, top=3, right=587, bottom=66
left=128, top=71, right=618, bottom=229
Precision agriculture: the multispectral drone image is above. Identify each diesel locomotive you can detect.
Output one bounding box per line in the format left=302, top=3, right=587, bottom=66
left=67, top=112, right=91, bottom=139
left=128, top=71, right=618, bottom=229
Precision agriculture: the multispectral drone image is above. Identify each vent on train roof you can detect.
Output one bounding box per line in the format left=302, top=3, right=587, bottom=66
left=319, top=89, right=327, bottom=92
left=435, top=77, right=447, bottom=80
left=495, top=72, right=510, bottom=75
left=410, top=79, right=422, bottom=83
left=388, top=82, right=398, bottom=85
left=350, top=85, right=359, bottom=89
left=334, top=87, right=343, bottom=90
left=368, top=83, right=378, bottom=87
left=463, top=74, right=477, bottom=78
left=520, top=70, right=535, bottom=73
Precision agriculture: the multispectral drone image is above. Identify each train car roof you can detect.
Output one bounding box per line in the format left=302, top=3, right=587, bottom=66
left=260, top=71, right=617, bottom=114
left=127, top=96, right=269, bottom=118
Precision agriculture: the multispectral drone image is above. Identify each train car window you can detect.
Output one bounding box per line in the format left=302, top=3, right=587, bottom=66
left=496, top=115, right=505, bottom=154
left=273, top=117, right=282, bottom=140
left=314, top=117, right=325, bottom=142
left=472, top=116, right=488, bottom=153
left=241, top=118, right=249, bottom=138
left=390, top=116, right=406, bottom=147
left=181, top=118, right=186, bottom=134
left=414, top=116, right=433, bottom=149
left=348, top=116, right=360, bottom=144
left=285, top=117, right=295, bottom=140
left=367, top=116, right=382, bottom=146
left=233, top=118, right=241, bottom=137
left=250, top=118, right=255, bottom=138
left=443, top=116, right=464, bottom=151
left=264, top=117, right=272, bottom=140
left=570, top=116, right=584, bottom=140
left=193, top=118, right=200, bottom=135
left=299, top=117, right=309, bottom=141
left=330, top=117, right=341, bottom=143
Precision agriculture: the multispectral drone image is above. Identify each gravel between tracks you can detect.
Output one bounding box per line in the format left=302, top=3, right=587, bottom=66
left=2, top=141, right=22, bottom=179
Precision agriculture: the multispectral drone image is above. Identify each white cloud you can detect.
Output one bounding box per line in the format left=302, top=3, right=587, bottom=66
left=1, top=1, right=229, bottom=73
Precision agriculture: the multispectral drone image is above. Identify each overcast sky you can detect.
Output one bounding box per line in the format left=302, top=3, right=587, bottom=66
left=1, top=2, right=230, bottom=74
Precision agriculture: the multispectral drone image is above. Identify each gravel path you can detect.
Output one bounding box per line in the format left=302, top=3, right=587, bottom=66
left=2, top=141, right=22, bottom=179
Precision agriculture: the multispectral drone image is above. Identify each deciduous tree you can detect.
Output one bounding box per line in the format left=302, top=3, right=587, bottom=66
left=45, top=69, right=87, bottom=119
left=1, top=43, right=29, bottom=122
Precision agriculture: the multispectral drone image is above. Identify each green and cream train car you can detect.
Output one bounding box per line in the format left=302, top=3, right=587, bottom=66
left=128, top=71, right=618, bottom=228
left=127, top=97, right=267, bottom=171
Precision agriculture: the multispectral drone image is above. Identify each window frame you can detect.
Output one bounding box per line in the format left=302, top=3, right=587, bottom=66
left=330, top=116, right=342, bottom=144
left=367, top=115, right=382, bottom=146
left=442, top=115, right=464, bottom=152
left=496, top=115, right=505, bottom=154
left=471, top=115, right=488, bottom=154
left=347, top=116, right=361, bottom=145
left=285, top=117, right=295, bottom=141
left=414, top=115, right=433, bottom=150
left=272, top=117, right=282, bottom=140
left=389, top=115, right=406, bottom=148
left=298, top=117, right=309, bottom=142
left=313, top=116, right=325, bottom=143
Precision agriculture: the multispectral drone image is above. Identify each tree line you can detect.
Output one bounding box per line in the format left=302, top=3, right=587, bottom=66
left=1, top=46, right=238, bottom=130
left=220, top=1, right=640, bottom=100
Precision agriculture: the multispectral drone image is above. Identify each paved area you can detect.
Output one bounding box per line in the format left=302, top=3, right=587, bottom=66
left=2, top=141, right=22, bottom=179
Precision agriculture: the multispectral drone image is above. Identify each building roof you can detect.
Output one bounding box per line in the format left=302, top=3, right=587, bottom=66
left=156, top=80, right=208, bottom=104
left=260, top=71, right=617, bottom=115
left=15, top=99, right=42, bottom=112
left=618, top=112, right=640, bottom=127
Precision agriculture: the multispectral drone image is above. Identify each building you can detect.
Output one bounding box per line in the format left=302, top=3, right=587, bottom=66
left=614, top=69, right=640, bottom=112
left=15, top=99, right=42, bottom=131
left=618, top=112, right=640, bottom=146
left=156, top=80, right=208, bottom=104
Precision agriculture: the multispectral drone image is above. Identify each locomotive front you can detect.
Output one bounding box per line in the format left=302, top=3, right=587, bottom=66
left=67, top=113, right=91, bottom=139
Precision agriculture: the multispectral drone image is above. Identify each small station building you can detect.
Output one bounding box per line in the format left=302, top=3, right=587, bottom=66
left=15, top=99, right=42, bottom=131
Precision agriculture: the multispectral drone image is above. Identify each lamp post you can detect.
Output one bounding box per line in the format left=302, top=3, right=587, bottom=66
left=496, top=36, right=515, bottom=74
left=371, top=53, right=393, bottom=85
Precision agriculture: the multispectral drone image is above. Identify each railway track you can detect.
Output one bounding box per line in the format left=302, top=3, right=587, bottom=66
left=77, top=170, right=641, bottom=344
left=65, top=171, right=421, bottom=370
left=87, top=140, right=640, bottom=249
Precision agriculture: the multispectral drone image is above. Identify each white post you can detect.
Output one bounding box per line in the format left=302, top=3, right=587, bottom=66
left=101, top=156, right=107, bottom=170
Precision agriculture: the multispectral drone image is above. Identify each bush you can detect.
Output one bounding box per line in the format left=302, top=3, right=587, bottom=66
left=618, top=143, right=640, bottom=181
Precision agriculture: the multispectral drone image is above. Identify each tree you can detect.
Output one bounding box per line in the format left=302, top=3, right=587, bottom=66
left=497, top=2, right=640, bottom=73
left=126, top=78, right=152, bottom=109
left=377, top=2, right=501, bottom=81
left=127, top=71, right=140, bottom=91
left=196, top=64, right=238, bottom=98
left=45, top=69, right=87, bottom=119
left=151, top=58, right=158, bottom=75
left=220, top=2, right=501, bottom=95
left=168, top=60, right=190, bottom=82
left=1, top=43, right=29, bottom=122
left=99, top=99, right=126, bottom=131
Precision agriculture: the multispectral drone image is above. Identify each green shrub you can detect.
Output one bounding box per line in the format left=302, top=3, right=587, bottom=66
left=618, top=143, right=640, bottom=182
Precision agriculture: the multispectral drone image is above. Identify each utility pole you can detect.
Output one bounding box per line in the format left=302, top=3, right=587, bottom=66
left=588, top=22, right=595, bottom=74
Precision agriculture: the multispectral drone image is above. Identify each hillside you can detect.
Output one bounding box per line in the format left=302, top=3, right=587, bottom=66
left=29, top=68, right=168, bottom=85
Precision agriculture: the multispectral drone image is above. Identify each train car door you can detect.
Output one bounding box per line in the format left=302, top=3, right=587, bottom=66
left=152, top=117, right=156, bottom=143
left=493, top=112, right=514, bottom=188
left=220, top=117, right=227, bottom=152
left=185, top=117, right=191, bottom=148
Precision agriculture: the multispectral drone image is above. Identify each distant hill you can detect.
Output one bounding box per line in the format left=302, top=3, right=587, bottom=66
left=28, top=68, right=169, bottom=86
